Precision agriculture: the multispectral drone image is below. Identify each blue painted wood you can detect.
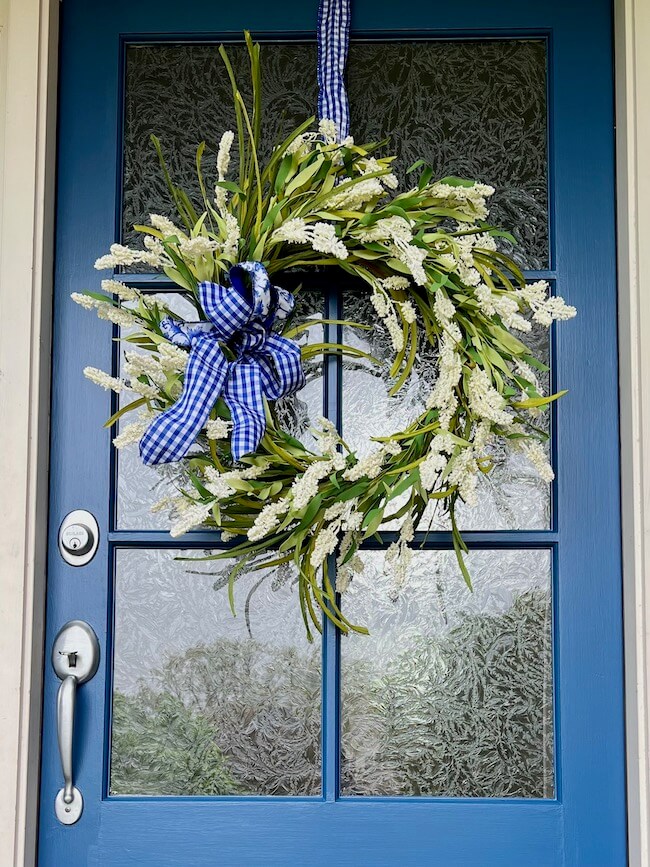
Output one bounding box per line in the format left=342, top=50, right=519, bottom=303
left=323, top=292, right=342, bottom=802
left=107, top=528, right=560, bottom=547
left=39, top=0, right=625, bottom=864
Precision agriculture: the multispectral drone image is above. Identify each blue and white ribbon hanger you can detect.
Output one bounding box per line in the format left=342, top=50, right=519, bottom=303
left=139, top=263, right=304, bottom=465
left=317, top=0, right=351, bottom=140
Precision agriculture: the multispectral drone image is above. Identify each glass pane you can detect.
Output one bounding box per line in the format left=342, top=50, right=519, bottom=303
left=341, top=291, right=551, bottom=530
left=123, top=39, right=548, bottom=268
left=115, top=290, right=324, bottom=529
left=340, top=549, right=554, bottom=798
left=110, top=548, right=321, bottom=796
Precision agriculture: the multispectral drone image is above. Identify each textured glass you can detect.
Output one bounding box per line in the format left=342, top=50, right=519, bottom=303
left=123, top=40, right=548, bottom=268
left=341, top=291, right=551, bottom=530
left=115, top=291, right=324, bottom=529
left=110, top=548, right=321, bottom=796
left=340, top=549, right=554, bottom=798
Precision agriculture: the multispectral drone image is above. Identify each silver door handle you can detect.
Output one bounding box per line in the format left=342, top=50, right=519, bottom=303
left=57, top=674, right=77, bottom=805
left=52, top=621, right=100, bottom=825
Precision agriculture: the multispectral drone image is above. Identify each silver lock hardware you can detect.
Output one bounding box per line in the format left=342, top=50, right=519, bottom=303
left=52, top=620, right=100, bottom=825
left=58, top=510, right=99, bottom=566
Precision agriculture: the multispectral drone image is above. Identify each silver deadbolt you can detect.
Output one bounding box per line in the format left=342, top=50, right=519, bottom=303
left=58, top=510, right=99, bottom=566
left=52, top=620, right=100, bottom=825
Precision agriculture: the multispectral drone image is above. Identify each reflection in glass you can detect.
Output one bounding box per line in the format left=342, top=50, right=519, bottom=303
left=115, top=291, right=324, bottom=529
left=341, top=291, right=552, bottom=530
left=110, top=548, right=321, bottom=796
left=340, top=549, right=554, bottom=798
left=123, top=39, right=548, bottom=268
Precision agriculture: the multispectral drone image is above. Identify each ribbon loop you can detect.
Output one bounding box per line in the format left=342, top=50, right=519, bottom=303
left=317, top=0, right=351, bottom=140
left=139, top=262, right=305, bottom=465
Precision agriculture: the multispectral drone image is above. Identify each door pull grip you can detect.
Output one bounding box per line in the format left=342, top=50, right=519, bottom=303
left=51, top=621, right=100, bottom=825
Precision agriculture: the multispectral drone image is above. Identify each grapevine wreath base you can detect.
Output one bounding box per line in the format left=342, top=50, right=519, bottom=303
left=76, top=36, right=575, bottom=638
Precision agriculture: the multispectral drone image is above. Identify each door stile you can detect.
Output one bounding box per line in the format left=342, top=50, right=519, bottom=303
left=322, top=291, right=343, bottom=801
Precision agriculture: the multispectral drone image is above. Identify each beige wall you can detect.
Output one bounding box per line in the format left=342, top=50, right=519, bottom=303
left=0, top=1, right=649, bottom=864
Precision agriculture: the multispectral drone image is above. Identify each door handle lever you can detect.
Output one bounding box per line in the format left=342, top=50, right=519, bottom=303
left=51, top=621, right=100, bottom=825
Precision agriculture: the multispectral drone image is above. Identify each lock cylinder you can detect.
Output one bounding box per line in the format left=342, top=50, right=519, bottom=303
left=58, top=510, right=99, bottom=566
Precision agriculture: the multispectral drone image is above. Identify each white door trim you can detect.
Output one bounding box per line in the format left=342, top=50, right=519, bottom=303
left=616, top=0, right=650, bottom=863
left=0, top=1, right=58, bottom=865
left=1, top=1, right=649, bottom=863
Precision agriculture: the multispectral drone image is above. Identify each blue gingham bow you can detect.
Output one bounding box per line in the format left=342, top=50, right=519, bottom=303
left=139, top=262, right=305, bottom=465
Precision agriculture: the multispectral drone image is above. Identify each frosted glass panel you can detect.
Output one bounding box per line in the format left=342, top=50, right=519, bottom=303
left=340, top=549, right=554, bottom=798
left=341, top=291, right=551, bottom=530
left=110, top=548, right=321, bottom=796
left=123, top=39, right=548, bottom=268
left=115, top=290, right=324, bottom=529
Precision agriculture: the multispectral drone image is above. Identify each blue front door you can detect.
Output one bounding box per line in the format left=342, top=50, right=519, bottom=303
left=39, top=1, right=625, bottom=864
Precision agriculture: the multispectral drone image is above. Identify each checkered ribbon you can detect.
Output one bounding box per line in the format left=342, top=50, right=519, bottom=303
left=139, top=262, right=305, bottom=465
left=317, top=0, right=351, bottom=140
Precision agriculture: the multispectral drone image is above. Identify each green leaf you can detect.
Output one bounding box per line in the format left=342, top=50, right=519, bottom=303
left=162, top=266, right=194, bottom=292
left=263, top=115, right=315, bottom=184
left=418, top=166, right=433, bottom=189
left=274, top=154, right=294, bottom=194
left=521, top=353, right=550, bottom=372
left=293, top=493, right=323, bottom=529
left=260, top=199, right=285, bottom=233
left=279, top=527, right=307, bottom=553
left=406, top=158, right=426, bottom=174
left=77, top=289, right=113, bottom=305
left=218, top=44, right=246, bottom=192
left=338, top=482, right=368, bottom=501
left=187, top=469, right=212, bottom=499
left=512, top=389, right=568, bottom=408
left=276, top=431, right=307, bottom=450
left=362, top=507, right=385, bottom=539
left=150, top=134, right=194, bottom=231
left=285, top=156, right=324, bottom=195
left=436, top=176, right=476, bottom=188
left=387, top=469, right=420, bottom=502
left=490, top=325, right=529, bottom=355
left=450, top=506, right=473, bottom=590
left=226, top=554, right=253, bottom=617
left=195, top=141, right=212, bottom=217
left=103, top=397, right=147, bottom=429
left=384, top=204, right=413, bottom=221
left=215, top=180, right=247, bottom=196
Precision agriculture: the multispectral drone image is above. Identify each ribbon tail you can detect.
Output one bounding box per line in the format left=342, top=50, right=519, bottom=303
left=139, top=334, right=229, bottom=465
left=223, top=362, right=266, bottom=461
left=259, top=334, right=306, bottom=400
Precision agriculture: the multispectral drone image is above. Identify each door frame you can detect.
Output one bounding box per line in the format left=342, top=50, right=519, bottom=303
left=1, top=0, right=649, bottom=863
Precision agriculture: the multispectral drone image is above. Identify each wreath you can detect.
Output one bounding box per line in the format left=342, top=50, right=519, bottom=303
left=75, top=35, right=575, bottom=639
